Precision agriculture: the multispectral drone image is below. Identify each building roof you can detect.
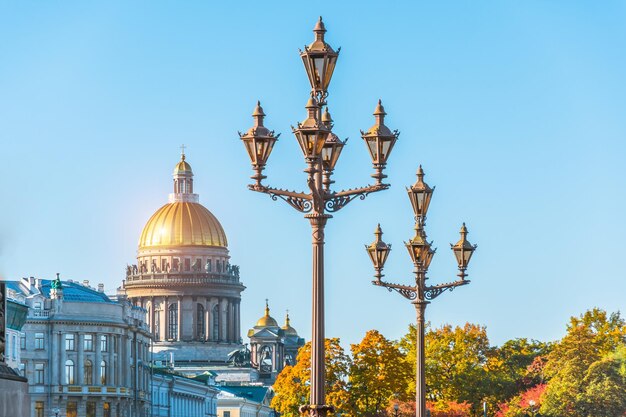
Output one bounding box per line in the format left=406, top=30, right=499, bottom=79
left=40, top=279, right=112, bottom=303
left=219, top=386, right=270, bottom=404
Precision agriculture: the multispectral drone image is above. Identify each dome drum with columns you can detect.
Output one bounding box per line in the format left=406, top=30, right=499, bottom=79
left=122, top=152, right=245, bottom=363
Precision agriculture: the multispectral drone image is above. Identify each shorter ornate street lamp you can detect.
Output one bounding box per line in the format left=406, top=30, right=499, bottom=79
left=365, top=166, right=477, bottom=417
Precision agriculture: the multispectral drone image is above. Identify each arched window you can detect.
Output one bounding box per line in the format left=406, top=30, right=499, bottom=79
left=168, top=303, right=178, bottom=340
left=212, top=304, right=220, bottom=341
left=65, top=359, right=75, bottom=385
left=196, top=304, right=205, bottom=339
left=84, top=360, right=93, bottom=385
left=259, top=346, right=273, bottom=374
left=100, top=360, right=107, bottom=385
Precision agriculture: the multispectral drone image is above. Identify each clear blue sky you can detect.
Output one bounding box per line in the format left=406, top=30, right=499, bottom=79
left=1, top=1, right=625, bottom=348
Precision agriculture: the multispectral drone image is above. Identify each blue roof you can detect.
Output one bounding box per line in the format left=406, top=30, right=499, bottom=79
left=219, top=386, right=269, bottom=403
left=40, top=279, right=112, bottom=303
left=5, top=281, right=23, bottom=293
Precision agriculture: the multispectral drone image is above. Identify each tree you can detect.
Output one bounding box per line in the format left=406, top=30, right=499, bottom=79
left=271, top=338, right=350, bottom=417
left=540, top=308, right=626, bottom=417
left=348, top=330, right=411, bottom=417
left=399, top=323, right=492, bottom=416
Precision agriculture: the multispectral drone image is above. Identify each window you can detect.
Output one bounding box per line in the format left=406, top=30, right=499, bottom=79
left=35, top=333, right=44, bottom=350
left=84, top=334, right=93, bottom=351
left=84, top=360, right=93, bottom=385
left=212, top=304, right=220, bottom=340
left=19, top=361, right=25, bottom=376
left=100, top=335, right=108, bottom=352
left=34, top=363, right=44, bottom=384
left=20, top=335, right=25, bottom=349
left=35, top=401, right=44, bottom=417
left=34, top=301, right=42, bottom=310
left=65, top=359, right=75, bottom=385
left=11, top=334, right=17, bottom=359
left=154, top=310, right=161, bottom=341
left=161, top=259, right=167, bottom=272
left=67, top=401, right=78, bottom=417
left=65, top=334, right=75, bottom=351
left=224, top=411, right=231, bottom=417
left=168, top=303, right=178, bottom=340
left=100, top=360, right=107, bottom=385
left=172, top=258, right=180, bottom=271
left=113, top=335, right=118, bottom=353
left=197, top=304, right=205, bottom=339
left=184, top=258, right=191, bottom=271
left=104, top=402, right=111, bottom=417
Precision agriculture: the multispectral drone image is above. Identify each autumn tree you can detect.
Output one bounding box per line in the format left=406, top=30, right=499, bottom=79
left=540, top=308, right=626, bottom=417
left=348, top=330, right=411, bottom=417
left=271, top=338, right=350, bottom=417
left=399, top=323, right=492, bottom=416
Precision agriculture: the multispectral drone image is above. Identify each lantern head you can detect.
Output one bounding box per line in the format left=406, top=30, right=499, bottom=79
left=239, top=101, right=279, bottom=182
left=451, top=223, right=477, bottom=278
left=300, top=17, right=340, bottom=100
left=365, top=224, right=391, bottom=280
left=407, top=165, right=434, bottom=220
left=292, top=97, right=330, bottom=160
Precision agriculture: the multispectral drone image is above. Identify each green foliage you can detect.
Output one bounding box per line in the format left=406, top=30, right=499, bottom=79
left=540, top=308, right=626, bottom=417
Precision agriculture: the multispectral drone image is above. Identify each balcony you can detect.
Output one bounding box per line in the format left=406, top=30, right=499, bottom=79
left=28, top=309, right=50, bottom=319
left=55, top=386, right=131, bottom=396
left=124, top=271, right=244, bottom=288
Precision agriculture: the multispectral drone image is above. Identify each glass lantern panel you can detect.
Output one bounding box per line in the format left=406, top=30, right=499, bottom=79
left=321, top=146, right=332, bottom=163
left=366, top=138, right=378, bottom=161
left=255, top=140, right=268, bottom=161
left=313, top=57, right=325, bottom=87
left=324, top=56, right=337, bottom=90
left=381, top=139, right=392, bottom=160
left=244, top=140, right=256, bottom=164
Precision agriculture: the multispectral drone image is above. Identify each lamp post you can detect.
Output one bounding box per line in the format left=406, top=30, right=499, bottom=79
left=365, top=166, right=477, bottom=417
left=238, top=17, right=398, bottom=417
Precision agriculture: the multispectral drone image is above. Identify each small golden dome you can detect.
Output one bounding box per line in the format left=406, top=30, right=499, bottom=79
left=174, top=155, right=193, bottom=175
left=256, top=301, right=278, bottom=327
left=139, top=202, right=228, bottom=249
left=282, top=313, right=298, bottom=336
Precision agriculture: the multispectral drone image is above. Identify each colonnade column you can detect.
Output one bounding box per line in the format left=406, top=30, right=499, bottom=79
left=77, top=334, right=84, bottom=385
left=60, top=332, right=67, bottom=384
left=177, top=298, right=183, bottom=341
left=116, top=335, right=123, bottom=387
left=95, top=333, right=102, bottom=385
left=107, top=334, right=114, bottom=386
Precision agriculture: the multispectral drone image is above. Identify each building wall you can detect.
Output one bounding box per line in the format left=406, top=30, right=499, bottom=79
left=151, top=372, right=218, bottom=417
left=10, top=278, right=152, bottom=417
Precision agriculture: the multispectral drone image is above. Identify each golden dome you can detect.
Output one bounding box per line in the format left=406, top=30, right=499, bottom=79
left=139, top=202, right=228, bottom=249
left=282, top=313, right=298, bottom=336
left=256, top=302, right=278, bottom=327
left=174, top=157, right=193, bottom=175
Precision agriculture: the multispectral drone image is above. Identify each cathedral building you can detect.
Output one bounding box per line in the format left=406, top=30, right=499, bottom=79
left=121, top=153, right=245, bottom=365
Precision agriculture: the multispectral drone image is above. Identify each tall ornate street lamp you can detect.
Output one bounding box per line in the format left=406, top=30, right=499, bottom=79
left=365, top=166, right=477, bottom=417
left=238, top=17, right=399, bottom=417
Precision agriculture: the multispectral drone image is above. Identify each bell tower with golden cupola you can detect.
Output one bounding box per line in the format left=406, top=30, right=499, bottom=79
left=121, top=151, right=245, bottom=364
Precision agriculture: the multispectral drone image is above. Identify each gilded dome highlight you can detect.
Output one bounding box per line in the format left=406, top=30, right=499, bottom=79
left=139, top=202, right=228, bottom=249
left=256, top=301, right=278, bottom=327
